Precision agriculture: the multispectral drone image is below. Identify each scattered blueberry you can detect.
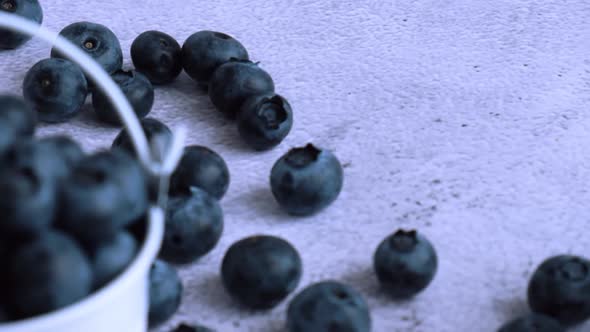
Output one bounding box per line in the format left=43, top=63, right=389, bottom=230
left=0, top=0, right=43, bottom=50
left=92, top=69, right=154, bottom=125
left=498, top=313, right=564, bottom=332
left=270, top=144, right=343, bottom=216
left=51, top=21, right=123, bottom=76
left=182, top=30, right=249, bottom=85
left=528, top=255, right=590, bottom=326
left=22, top=58, right=88, bottom=123
left=6, top=230, right=92, bottom=319
left=287, top=281, right=371, bottom=332
left=237, top=93, right=293, bottom=151
left=86, top=231, right=138, bottom=290
left=170, top=323, right=216, bottom=332
left=160, top=188, right=223, bottom=264
left=0, top=95, right=36, bottom=155
left=149, top=260, right=183, bottom=328
left=373, top=229, right=438, bottom=299
left=208, top=60, right=274, bottom=117
left=37, top=135, right=85, bottom=170
left=58, top=150, right=149, bottom=246
left=131, top=30, right=182, bottom=84
left=221, top=235, right=302, bottom=309
left=170, top=145, right=230, bottom=200
left=0, top=163, right=56, bottom=235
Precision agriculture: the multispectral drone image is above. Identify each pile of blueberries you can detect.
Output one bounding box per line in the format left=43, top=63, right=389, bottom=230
left=1, top=1, right=590, bottom=332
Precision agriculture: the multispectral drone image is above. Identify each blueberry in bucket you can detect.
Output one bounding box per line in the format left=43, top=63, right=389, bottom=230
left=86, top=231, right=138, bottom=290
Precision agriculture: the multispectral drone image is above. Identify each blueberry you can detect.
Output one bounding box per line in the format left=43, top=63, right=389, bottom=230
left=86, top=231, right=138, bottom=290
left=528, top=255, right=590, bottom=326
left=92, top=70, right=154, bottom=126
left=38, top=135, right=84, bottom=170
left=51, top=21, right=123, bottom=76
left=22, top=58, right=88, bottom=123
left=6, top=230, right=92, bottom=319
left=221, top=235, right=302, bottom=309
left=58, top=150, right=149, bottom=245
left=498, top=313, right=565, bottom=332
left=131, top=30, right=182, bottom=84
left=170, top=145, right=230, bottom=200
left=208, top=60, right=274, bottom=117
left=237, top=93, right=293, bottom=151
left=0, top=165, right=56, bottom=235
left=160, top=188, right=223, bottom=264
left=182, top=30, right=249, bottom=85
left=112, top=117, right=173, bottom=158
left=270, top=144, right=343, bottom=216
left=149, top=260, right=183, bottom=327
left=170, top=323, right=216, bottom=332
left=7, top=138, right=77, bottom=183
left=373, top=229, right=438, bottom=299
left=287, top=281, right=371, bottom=332
left=0, top=0, right=43, bottom=50
left=0, top=95, right=36, bottom=155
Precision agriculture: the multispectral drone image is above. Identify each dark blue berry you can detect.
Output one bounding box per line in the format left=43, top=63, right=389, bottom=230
left=131, top=30, right=182, bottom=84
left=170, top=145, right=230, bottom=200
left=182, top=30, right=249, bottom=85
left=208, top=60, right=274, bottom=118
left=498, top=313, right=564, bottom=332
left=112, top=117, right=172, bottom=158
left=92, top=69, right=154, bottom=126
left=528, top=255, right=590, bottom=326
left=221, top=235, right=302, bottom=309
left=373, top=229, right=438, bottom=299
left=270, top=144, right=343, bottom=216
left=51, top=21, right=123, bottom=76
left=170, top=323, right=216, bottom=332
left=86, top=231, right=137, bottom=290
left=287, top=281, right=371, bottom=332
left=0, top=164, right=56, bottom=235
left=149, top=260, right=183, bottom=328
left=237, top=93, right=293, bottom=151
left=38, top=135, right=84, bottom=170
left=160, top=188, right=223, bottom=264
left=6, top=230, right=92, bottom=319
left=22, top=58, right=88, bottom=123
left=7, top=138, right=75, bottom=183
left=58, top=150, right=149, bottom=246
left=0, top=0, right=43, bottom=50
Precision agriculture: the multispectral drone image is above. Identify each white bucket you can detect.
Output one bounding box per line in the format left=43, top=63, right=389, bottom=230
left=0, top=13, right=185, bottom=332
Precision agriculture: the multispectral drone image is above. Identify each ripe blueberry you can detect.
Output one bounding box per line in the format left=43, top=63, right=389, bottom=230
left=528, top=255, right=590, bottom=326
left=0, top=95, right=36, bottom=155
left=270, top=144, right=343, bottom=216
left=373, top=229, right=438, bottom=299
left=170, top=145, right=230, bottom=200
left=37, top=135, right=85, bottom=170
left=22, top=58, right=88, bottom=123
left=112, top=117, right=172, bottom=158
left=58, top=150, right=149, bottom=246
left=221, top=235, right=302, bottom=309
left=160, top=188, right=223, bottom=264
left=0, top=0, right=43, bottom=50
left=237, top=93, right=293, bottom=151
left=287, top=281, right=371, bottom=332
left=131, top=30, right=182, bottom=84
left=149, top=260, right=183, bottom=327
left=498, top=313, right=564, bottom=332
left=170, top=323, right=216, bottom=332
left=85, top=231, right=138, bottom=290
left=92, top=69, right=154, bottom=126
left=51, top=21, right=123, bottom=77
left=182, top=30, right=249, bottom=85
left=6, top=230, right=92, bottom=319
left=208, top=60, right=274, bottom=117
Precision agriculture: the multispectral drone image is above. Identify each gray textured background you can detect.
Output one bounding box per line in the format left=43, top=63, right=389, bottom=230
left=2, top=1, right=590, bottom=331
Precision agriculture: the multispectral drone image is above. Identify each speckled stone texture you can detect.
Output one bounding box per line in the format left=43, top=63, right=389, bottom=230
left=1, top=1, right=590, bottom=331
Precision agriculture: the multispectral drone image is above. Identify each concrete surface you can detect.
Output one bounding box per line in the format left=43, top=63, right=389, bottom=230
left=1, top=0, right=590, bottom=331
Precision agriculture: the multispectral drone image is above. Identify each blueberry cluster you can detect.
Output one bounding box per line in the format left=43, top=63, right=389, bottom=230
left=2, top=2, right=588, bottom=332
